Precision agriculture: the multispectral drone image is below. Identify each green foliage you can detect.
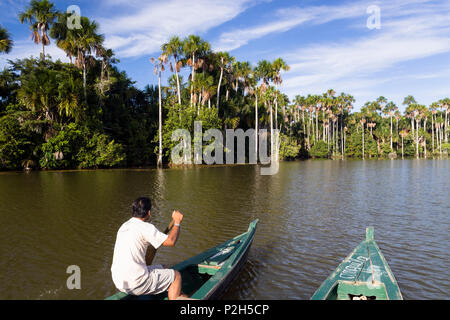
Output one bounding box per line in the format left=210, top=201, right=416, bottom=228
left=39, top=123, right=125, bottom=169
left=39, top=123, right=84, bottom=169
left=442, top=142, right=450, bottom=153
left=77, top=133, right=125, bottom=168
left=279, top=134, right=300, bottom=160
left=345, top=131, right=378, bottom=158
left=310, top=140, right=329, bottom=158
left=160, top=105, right=222, bottom=162
left=0, top=114, right=38, bottom=169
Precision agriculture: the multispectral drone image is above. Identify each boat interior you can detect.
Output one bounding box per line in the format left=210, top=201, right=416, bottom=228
left=326, top=280, right=388, bottom=300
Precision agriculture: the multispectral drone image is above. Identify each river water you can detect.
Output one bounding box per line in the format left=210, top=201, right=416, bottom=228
left=0, top=160, right=448, bottom=300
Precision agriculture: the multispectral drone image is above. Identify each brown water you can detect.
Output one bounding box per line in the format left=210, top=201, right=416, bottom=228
left=0, top=160, right=448, bottom=300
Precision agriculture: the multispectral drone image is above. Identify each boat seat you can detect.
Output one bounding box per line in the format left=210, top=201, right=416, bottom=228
left=201, top=241, right=241, bottom=266
left=336, top=281, right=388, bottom=300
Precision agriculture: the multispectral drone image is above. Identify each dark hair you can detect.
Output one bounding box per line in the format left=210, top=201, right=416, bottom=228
left=132, top=197, right=152, bottom=218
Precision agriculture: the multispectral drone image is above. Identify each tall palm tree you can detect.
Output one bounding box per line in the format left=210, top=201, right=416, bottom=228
left=430, top=102, right=439, bottom=153
left=383, top=101, right=398, bottom=151
left=162, top=36, right=183, bottom=105
left=182, top=35, right=210, bottom=107
left=214, top=51, right=234, bottom=110
left=248, top=68, right=261, bottom=158
left=360, top=115, right=367, bottom=159
left=0, top=25, right=13, bottom=54
left=72, top=17, right=104, bottom=104
left=403, top=95, right=417, bottom=137
left=255, top=60, right=274, bottom=156
left=151, top=54, right=168, bottom=168
left=18, top=0, right=57, bottom=60
left=271, top=58, right=290, bottom=132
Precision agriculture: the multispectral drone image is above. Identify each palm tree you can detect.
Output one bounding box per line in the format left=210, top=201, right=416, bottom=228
left=383, top=101, right=398, bottom=151
left=399, top=130, right=408, bottom=159
left=255, top=60, right=275, bottom=156
left=271, top=58, right=290, bottom=132
left=96, top=46, right=119, bottom=96
left=17, top=66, right=59, bottom=123
left=18, top=0, right=57, bottom=60
left=183, top=35, right=210, bottom=106
left=214, top=51, right=234, bottom=110
left=430, top=102, right=439, bottom=153
left=243, top=67, right=261, bottom=159
left=360, top=117, right=366, bottom=159
left=162, top=36, right=183, bottom=105
left=151, top=54, right=168, bottom=168
left=72, top=17, right=104, bottom=104
left=403, top=95, right=417, bottom=137
left=0, top=25, right=13, bottom=54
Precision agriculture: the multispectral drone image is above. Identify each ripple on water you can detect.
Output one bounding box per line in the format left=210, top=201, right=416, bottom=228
left=0, top=160, right=448, bottom=299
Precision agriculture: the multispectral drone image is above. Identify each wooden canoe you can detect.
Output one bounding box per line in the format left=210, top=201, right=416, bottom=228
left=311, top=227, right=403, bottom=300
left=105, top=219, right=259, bottom=300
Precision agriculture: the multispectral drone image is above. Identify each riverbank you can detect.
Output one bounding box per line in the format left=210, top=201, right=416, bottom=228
left=1, top=153, right=449, bottom=173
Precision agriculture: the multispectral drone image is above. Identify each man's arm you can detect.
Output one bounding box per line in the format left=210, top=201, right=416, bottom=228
left=162, top=210, right=183, bottom=247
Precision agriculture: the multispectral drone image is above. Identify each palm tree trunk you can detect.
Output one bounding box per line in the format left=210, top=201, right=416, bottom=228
left=275, top=98, right=278, bottom=131
left=362, top=123, right=365, bottom=159
left=157, top=70, right=163, bottom=168
left=190, top=54, right=195, bottom=107
left=255, top=91, right=258, bottom=160
left=302, top=110, right=306, bottom=139
left=432, top=115, right=435, bottom=153
left=315, top=109, right=318, bottom=143
left=402, top=136, right=404, bottom=159
left=390, top=116, right=393, bottom=151
left=269, top=102, right=273, bottom=158
left=416, top=118, right=419, bottom=159
left=217, top=67, right=223, bottom=109
left=175, top=59, right=181, bottom=105
left=396, top=118, right=399, bottom=151
left=445, top=109, right=448, bottom=143
left=322, top=110, right=325, bottom=142
left=424, top=119, right=427, bottom=158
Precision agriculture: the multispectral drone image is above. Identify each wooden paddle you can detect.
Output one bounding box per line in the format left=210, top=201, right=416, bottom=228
left=145, top=219, right=175, bottom=266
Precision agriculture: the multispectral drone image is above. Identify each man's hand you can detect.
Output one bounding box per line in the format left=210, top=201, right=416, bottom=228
left=172, top=210, right=183, bottom=224
left=163, top=211, right=183, bottom=247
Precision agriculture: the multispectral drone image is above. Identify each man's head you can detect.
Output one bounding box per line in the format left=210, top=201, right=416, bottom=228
left=132, top=197, right=152, bottom=220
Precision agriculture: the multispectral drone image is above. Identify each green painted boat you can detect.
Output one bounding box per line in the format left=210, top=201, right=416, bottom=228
left=311, top=227, right=403, bottom=300
left=106, top=219, right=259, bottom=300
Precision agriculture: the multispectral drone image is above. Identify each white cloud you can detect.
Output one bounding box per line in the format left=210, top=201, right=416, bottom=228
left=0, top=40, right=69, bottom=68
left=273, top=1, right=450, bottom=107
left=98, top=0, right=255, bottom=58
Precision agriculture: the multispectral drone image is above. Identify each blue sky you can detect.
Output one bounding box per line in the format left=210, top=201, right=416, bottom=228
left=1, top=0, right=449, bottom=111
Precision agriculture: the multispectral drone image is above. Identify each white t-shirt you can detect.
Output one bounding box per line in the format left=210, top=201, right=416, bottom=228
left=111, top=217, right=168, bottom=294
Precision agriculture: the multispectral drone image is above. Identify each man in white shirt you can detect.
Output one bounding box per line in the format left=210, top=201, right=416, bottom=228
left=111, top=197, right=185, bottom=300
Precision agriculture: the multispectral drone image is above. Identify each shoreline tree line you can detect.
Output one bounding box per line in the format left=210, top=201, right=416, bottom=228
left=0, top=0, right=448, bottom=171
